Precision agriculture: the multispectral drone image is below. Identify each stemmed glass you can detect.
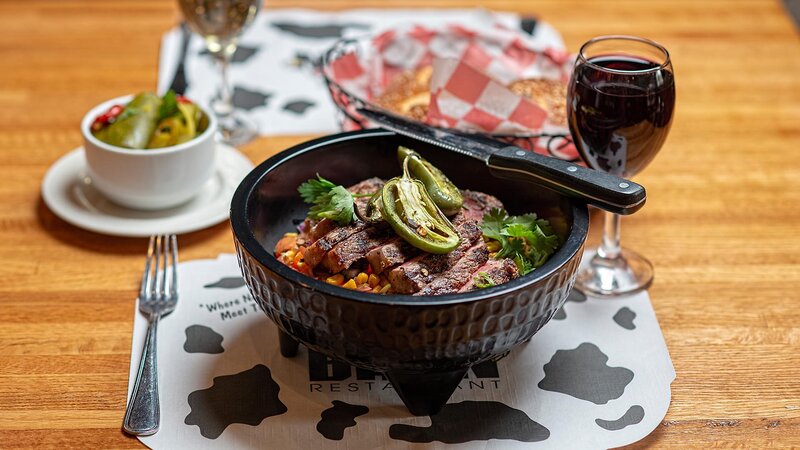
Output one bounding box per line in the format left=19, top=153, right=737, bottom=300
left=178, top=0, right=260, bottom=146
left=567, top=35, right=675, bottom=296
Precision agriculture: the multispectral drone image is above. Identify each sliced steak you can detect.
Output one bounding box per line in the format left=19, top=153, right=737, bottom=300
left=451, top=190, right=504, bottom=225
left=458, top=258, right=519, bottom=292
left=322, top=227, right=393, bottom=273
left=365, top=237, right=420, bottom=274
left=414, top=243, right=490, bottom=296
left=388, top=221, right=483, bottom=294
left=302, top=178, right=384, bottom=268
left=304, top=222, right=369, bottom=268
left=306, top=218, right=336, bottom=242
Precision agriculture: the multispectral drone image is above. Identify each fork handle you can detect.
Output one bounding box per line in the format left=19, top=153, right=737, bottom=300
left=123, top=315, right=160, bottom=436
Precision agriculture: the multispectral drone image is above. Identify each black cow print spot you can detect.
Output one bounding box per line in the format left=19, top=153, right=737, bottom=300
left=553, top=288, right=587, bottom=320
left=613, top=307, right=637, bottom=330
left=271, top=22, right=370, bottom=39
left=203, top=277, right=246, bottom=289
left=282, top=99, right=316, bottom=115
left=389, top=401, right=549, bottom=443
left=185, top=365, right=287, bottom=439
left=316, top=401, right=369, bottom=440
left=232, top=87, right=271, bottom=111
left=184, top=325, right=224, bottom=354
left=200, top=45, right=260, bottom=64
left=596, top=405, right=645, bottom=430
left=538, top=342, right=633, bottom=404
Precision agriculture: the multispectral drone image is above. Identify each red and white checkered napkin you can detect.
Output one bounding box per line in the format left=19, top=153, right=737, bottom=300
left=327, top=23, right=578, bottom=160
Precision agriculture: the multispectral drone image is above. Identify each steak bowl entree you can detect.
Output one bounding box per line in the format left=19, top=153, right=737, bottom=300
left=275, top=146, right=560, bottom=295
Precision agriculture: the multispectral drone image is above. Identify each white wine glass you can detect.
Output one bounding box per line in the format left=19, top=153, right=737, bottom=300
left=178, top=0, right=260, bottom=146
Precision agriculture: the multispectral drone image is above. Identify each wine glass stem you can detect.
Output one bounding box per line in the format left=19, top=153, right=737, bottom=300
left=597, top=211, right=621, bottom=260
left=213, top=52, right=234, bottom=118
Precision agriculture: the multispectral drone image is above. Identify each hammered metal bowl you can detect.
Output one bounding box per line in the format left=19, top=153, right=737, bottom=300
left=230, top=129, right=588, bottom=415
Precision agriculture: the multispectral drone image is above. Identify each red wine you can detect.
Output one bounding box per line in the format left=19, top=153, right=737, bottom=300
left=567, top=55, right=675, bottom=177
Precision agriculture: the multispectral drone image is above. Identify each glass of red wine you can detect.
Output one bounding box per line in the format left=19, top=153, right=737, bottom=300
left=567, top=35, right=675, bottom=296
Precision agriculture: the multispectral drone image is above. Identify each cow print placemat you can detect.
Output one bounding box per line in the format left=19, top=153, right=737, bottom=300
left=127, top=253, right=674, bottom=449
left=129, top=254, right=675, bottom=449
left=156, top=9, right=566, bottom=136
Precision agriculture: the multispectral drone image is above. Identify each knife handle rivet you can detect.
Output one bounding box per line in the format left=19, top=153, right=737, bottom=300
left=619, top=182, right=630, bottom=188
left=567, top=166, right=578, bottom=172
left=515, top=150, right=526, bottom=156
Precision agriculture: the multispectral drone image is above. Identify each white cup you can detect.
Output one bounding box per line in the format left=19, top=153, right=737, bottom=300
left=81, top=95, right=218, bottom=210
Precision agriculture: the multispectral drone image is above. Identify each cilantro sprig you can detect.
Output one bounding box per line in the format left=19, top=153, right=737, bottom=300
left=158, top=90, right=179, bottom=122
left=481, top=208, right=559, bottom=275
left=298, top=175, right=358, bottom=225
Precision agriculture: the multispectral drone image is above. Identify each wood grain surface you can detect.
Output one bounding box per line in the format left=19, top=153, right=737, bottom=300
left=1, top=0, right=799, bottom=448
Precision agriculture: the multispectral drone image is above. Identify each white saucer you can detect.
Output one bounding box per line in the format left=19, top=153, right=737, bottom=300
left=41, top=144, right=254, bottom=237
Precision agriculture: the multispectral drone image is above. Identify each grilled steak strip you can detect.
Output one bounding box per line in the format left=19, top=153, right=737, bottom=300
left=414, top=243, right=490, bottom=296
left=302, top=178, right=384, bottom=268
left=458, top=258, right=519, bottom=292
left=388, top=221, right=482, bottom=294
left=365, top=237, right=419, bottom=274
left=452, top=190, right=504, bottom=224
left=322, top=227, right=393, bottom=273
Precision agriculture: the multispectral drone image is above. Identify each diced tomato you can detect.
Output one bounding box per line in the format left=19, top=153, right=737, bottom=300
left=90, top=104, right=125, bottom=132
left=275, top=234, right=297, bottom=255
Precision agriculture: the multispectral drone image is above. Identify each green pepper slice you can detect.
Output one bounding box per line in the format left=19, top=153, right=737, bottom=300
left=397, top=146, right=463, bottom=215
left=355, top=191, right=384, bottom=223
left=380, top=160, right=460, bottom=254
left=94, top=93, right=161, bottom=149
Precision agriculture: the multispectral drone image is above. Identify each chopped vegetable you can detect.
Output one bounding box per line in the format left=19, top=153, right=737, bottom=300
left=481, top=208, right=559, bottom=275
left=91, top=90, right=208, bottom=149
left=298, top=175, right=357, bottom=225
left=398, top=146, right=463, bottom=215
left=379, top=158, right=460, bottom=254
left=473, top=271, right=495, bottom=289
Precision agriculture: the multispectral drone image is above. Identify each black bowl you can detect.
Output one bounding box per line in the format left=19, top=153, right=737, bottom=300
left=230, top=129, right=589, bottom=415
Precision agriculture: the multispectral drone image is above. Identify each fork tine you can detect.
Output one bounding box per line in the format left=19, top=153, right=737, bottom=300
left=169, top=235, right=178, bottom=299
left=139, top=236, right=156, bottom=300
left=152, top=235, right=162, bottom=299
left=159, top=235, right=169, bottom=300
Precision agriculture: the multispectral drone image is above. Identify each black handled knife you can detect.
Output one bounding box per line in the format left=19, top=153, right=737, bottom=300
left=358, top=108, right=646, bottom=215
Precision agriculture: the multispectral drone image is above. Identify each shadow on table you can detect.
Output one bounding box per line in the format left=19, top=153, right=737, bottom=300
left=36, top=195, right=229, bottom=256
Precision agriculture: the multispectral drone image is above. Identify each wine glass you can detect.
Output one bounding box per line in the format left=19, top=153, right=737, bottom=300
left=178, top=0, right=260, bottom=146
left=567, top=35, right=675, bottom=296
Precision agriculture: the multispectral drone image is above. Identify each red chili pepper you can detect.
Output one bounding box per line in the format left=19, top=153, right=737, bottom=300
left=177, top=95, right=193, bottom=104
left=90, top=104, right=125, bottom=132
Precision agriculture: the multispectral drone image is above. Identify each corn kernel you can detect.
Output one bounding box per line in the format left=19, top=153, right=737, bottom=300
left=326, top=274, right=344, bottom=285
left=292, top=252, right=303, bottom=265
left=379, top=284, right=392, bottom=293
left=343, top=279, right=358, bottom=289
left=368, top=274, right=380, bottom=287
left=283, top=250, right=296, bottom=261
left=356, top=272, right=369, bottom=285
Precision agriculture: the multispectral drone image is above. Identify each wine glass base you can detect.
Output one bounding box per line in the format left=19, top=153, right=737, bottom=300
left=216, top=113, right=258, bottom=147
left=575, top=248, right=654, bottom=297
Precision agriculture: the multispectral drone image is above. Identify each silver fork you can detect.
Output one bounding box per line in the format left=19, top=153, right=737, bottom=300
left=123, top=235, right=179, bottom=436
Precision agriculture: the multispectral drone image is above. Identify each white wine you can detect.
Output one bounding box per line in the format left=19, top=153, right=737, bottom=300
left=179, top=0, right=259, bottom=54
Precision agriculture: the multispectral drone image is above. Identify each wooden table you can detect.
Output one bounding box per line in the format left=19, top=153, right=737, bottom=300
left=1, top=0, right=799, bottom=448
